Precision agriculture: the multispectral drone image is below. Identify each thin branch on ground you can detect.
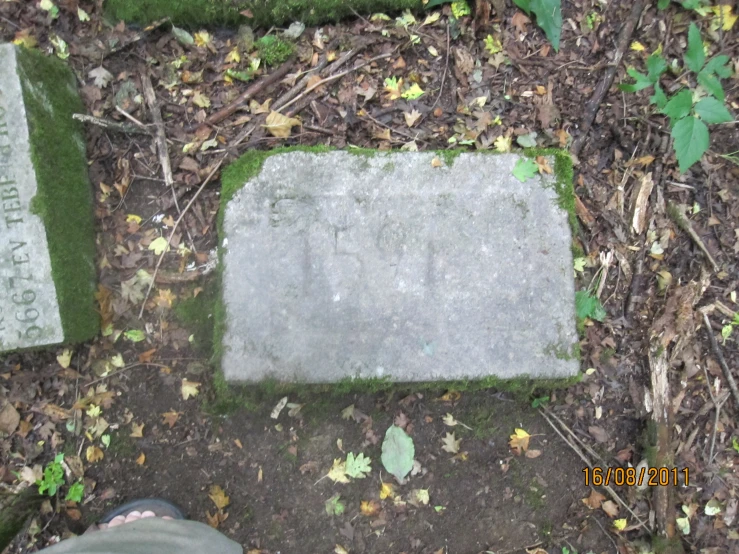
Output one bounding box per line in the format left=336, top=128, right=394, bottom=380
left=429, top=21, right=450, bottom=113
left=570, top=0, right=647, bottom=157
left=539, top=408, right=648, bottom=531
left=141, top=72, right=180, bottom=215
left=702, top=311, right=739, bottom=407
left=204, top=59, right=296, bottom=126
left=72, top=114, right=151, bottom=135
left=667, top=202, right=719, bottom=271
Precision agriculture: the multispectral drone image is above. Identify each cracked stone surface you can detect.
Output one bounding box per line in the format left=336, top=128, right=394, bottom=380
left=221, top=151, right=578, bottom=383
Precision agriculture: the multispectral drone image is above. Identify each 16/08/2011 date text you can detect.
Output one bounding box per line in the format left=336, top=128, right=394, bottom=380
left=583, top=467, right=688, bottom=487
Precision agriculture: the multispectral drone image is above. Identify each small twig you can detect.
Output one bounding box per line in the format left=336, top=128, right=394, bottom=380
left=115, top=106, right=148, bottom=129
left=277, top=52, right=394, bottom=114
left=429, top=21, right=450, bottom=113
left=539, top=408, right=648, bottom=530
left=570, top=0, right=647, bottom=157
left=83, top=363, right=170, bottom=389
left=204, top=59, right=296, bottom=126
left=667, top=202, right=719, bottom=271
left=702, top=311, right=739, bottom=408
left=105, top=18, right=170, bottom=58
left=142, top=72, right=181, bottom=216
left=72, top=113, right=150, bottom=135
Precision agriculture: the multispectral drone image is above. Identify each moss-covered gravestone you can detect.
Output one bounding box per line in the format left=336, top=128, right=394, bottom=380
left=0, top=45, right=97, bottom=352
left=218, top=149, right=579, bottom=384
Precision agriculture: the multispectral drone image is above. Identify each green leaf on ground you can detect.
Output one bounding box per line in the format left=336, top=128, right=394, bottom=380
left=672, top=116, right=709, bottom=173
left=345, top=452, right=371, bottom=479
left=620, top=68, right=653, bottom=92
left=684, top=23, right=705, bottom=73
left=697, top=70, right=725, bottom=101
left=662, top=90, right=693, bottom=123
left=325, top=493, right=345, bottom=516
left=650, top=83, right=668, bottom=109
left=66, top=481, right=84, bottom=502
left=646, top=53, right=667, bottom=81
left=381, top=425, right=415, bottom=483
left=516, top=0, right=562, bottom=51
left=512, top=158, right=539, bottom=182
left=694, top=97, right=732, bottom=124
left=575, top=291, right=606, bottom=322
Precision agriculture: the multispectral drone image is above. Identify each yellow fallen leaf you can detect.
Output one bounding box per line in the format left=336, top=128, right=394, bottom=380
left=509, top=428, right=531, bottom=454
left=613, top=518, right=627, bottom=531
left=327, top=458, right=349, bottom=484
left=161, top=410, right=181, bottom=428
left=711, top=5, right=737, bottom=31
left=225, top=47, right=241, bottom=63
left=335, top=546, right=349, bottom=554
left=209, top=485, right=230, bottom=509
left=136, top=452, right=146, bottom=465
left=86, top=446, right=104, bottom=463
left=380, top=482, right=395, bottom=499
left=148, top=236, right=170, bottom=256
left=494, top=135, right=512, bottom=153
left=535, top=156, right=553, bottom=174
left=404, top=109, right=422, bottom=127
left=431, top=157, right=443, bottom=168
left=194, top=30, right=212, bottom=48
left=130, top=422, right=144, bottom=438
left=181, top=379, right=201, bottom=400
left=360, top=499, right=380, bottom=516
left=206, top=509, right=228, bottom=528
left=56, top=349, right=73, bottom=369
left=441, top=432, right=461, bottom=454
left=263, top=111, right=301, bottom=138
left=630, top=41, right=645, bottom=51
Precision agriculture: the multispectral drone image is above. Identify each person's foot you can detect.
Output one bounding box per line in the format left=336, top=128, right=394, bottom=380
left=98, top=510, right=174, bottom=530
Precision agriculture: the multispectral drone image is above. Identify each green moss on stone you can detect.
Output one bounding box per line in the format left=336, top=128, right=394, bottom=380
left=105, top=0, right=424, bottom=28
left=174, top=280, right=217, bottom=355
left=522, top=148, right=578, bottom=237
left=15, top=47, right=98, bottom=344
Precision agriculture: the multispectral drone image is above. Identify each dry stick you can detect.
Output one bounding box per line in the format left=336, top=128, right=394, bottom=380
left=271, top=53, right=334, bottom=111
left=204, top=59, right=296, bottom=127
left=648, top=345, right=678, bottom=542
left=570, top=0, right=647, bottom=157
left=429, top=21, right=450, bottom=113
left=138, top=156, right=228, bottom=318
left=702, top=311, right=739, bottom=407
left=277, top=52, right=394, bottom=114
left=667, top=201, right=719, bottom=271
left=73, top=113, right=151, bottom=135
left=142, top=72, right=180, bottom=215
left=540, top=405, right=607, bottom=467
left=83, top=363, right=171, bottom=389
left=538, top=409, right=648, bottom=530
left=115, top=106, right=149, bottom=129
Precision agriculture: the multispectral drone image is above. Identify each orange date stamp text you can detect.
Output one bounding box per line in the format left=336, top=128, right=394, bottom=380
left=583, top=467, right=688, bottom=487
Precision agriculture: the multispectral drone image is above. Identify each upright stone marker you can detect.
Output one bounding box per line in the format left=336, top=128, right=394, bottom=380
left=220, top=150, right=578, bottom=383
left=0, top=44, right=97, bottom=352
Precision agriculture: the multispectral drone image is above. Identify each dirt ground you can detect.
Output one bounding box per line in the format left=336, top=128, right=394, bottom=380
left=1, top=1, right=739, bottom=553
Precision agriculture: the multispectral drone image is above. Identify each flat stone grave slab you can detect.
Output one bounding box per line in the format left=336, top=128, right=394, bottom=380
left=0, top=44, right=97, bottom=353
left=220, top=150, right=578, bottom=383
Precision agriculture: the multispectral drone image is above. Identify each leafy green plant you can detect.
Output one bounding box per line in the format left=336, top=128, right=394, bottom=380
left=36, top=454, right=65, bottom=496
left=575, top=290, right=606, bottom=323
left=255, top=35, right=294, bottom=66
left=721, top=313, right=739, bottom=342
left=66, top=481, right=85, bottom=502
left=513, top=0, right=562, bottom=51
left=620, top=23, right=733, bottom=172
left=531, top=396, right=550, bottom=408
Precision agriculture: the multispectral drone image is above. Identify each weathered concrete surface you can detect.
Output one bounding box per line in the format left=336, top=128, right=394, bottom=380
left=0, top=44, right=97, bottom=352
left=221, top=151, right=578, bottom=383
left=0, top=45, right=63, bottom=351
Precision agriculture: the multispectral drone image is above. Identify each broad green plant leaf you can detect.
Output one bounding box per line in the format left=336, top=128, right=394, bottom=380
left=684, top=23, right=705, bottom=73
left=512, top=158, right=539, bottom=182
left=620, top=68, right=653, bottom=92
left=345, top=452, right=371, bottom=479
left=662, top=90, right=693, bottom=124
left=66, top=481, right=84, bottom=502
left=672, top=116, right=709, bottom=173
left=651, top=84, right=668, bottom=109
left=325, top=493, right=345, bottom=516
left=694, top=97, right=732, bottom=124
left=402, top=84, right=425, bottom=100
left=697, top=71, right=725, bottom=101
left=646, top=54, right=667, bottom=81
left=514, top=0, right=562, bottom=51
left=381, top=425, right=415, bottom=483
left=658, top=0, right=671, bottom=9
left=575, top=291, right=606, bottom=322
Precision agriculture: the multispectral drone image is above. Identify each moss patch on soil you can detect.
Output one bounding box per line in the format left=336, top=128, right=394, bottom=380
left=15, top=47, right=98, bottom=344
left=105, top=0, right=424, bottom=28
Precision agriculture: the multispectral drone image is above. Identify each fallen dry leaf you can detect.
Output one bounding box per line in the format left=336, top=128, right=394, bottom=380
left=509, top=428, right=531, bottom=455
left=404, top=109, right=421, bottom=127
left=161, top=411, right=181, bottom=428
left=441, top=432, right=461, bottom=454
left=360, top=499, right=381, bottom=516
left=209, top=485, right=230, bottom=510
left=588, top=426, right=609, bottom=443
left=206, top=509, right=228, bottom=528
left=583, top=489, right=606, bottom=509
left=0, top=400, right=20, bottom=436
left=130, top=422, right=144, bottom=438
left=380, top=482, right=395, bottom=499
left=602, top=499, right=619, bottom=518
left=271, top=396, right=288, bottom=419
left=86, top=446, right=104, bottom=463
left=136, top=452, right=146, bottom=465
left=525, top=449, right=542, bottom=458
left=263, top=111, right=301, bottom=138
left=632, top=172, right=654, bottom=235
left=181, top=379, right=201, bottom=400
